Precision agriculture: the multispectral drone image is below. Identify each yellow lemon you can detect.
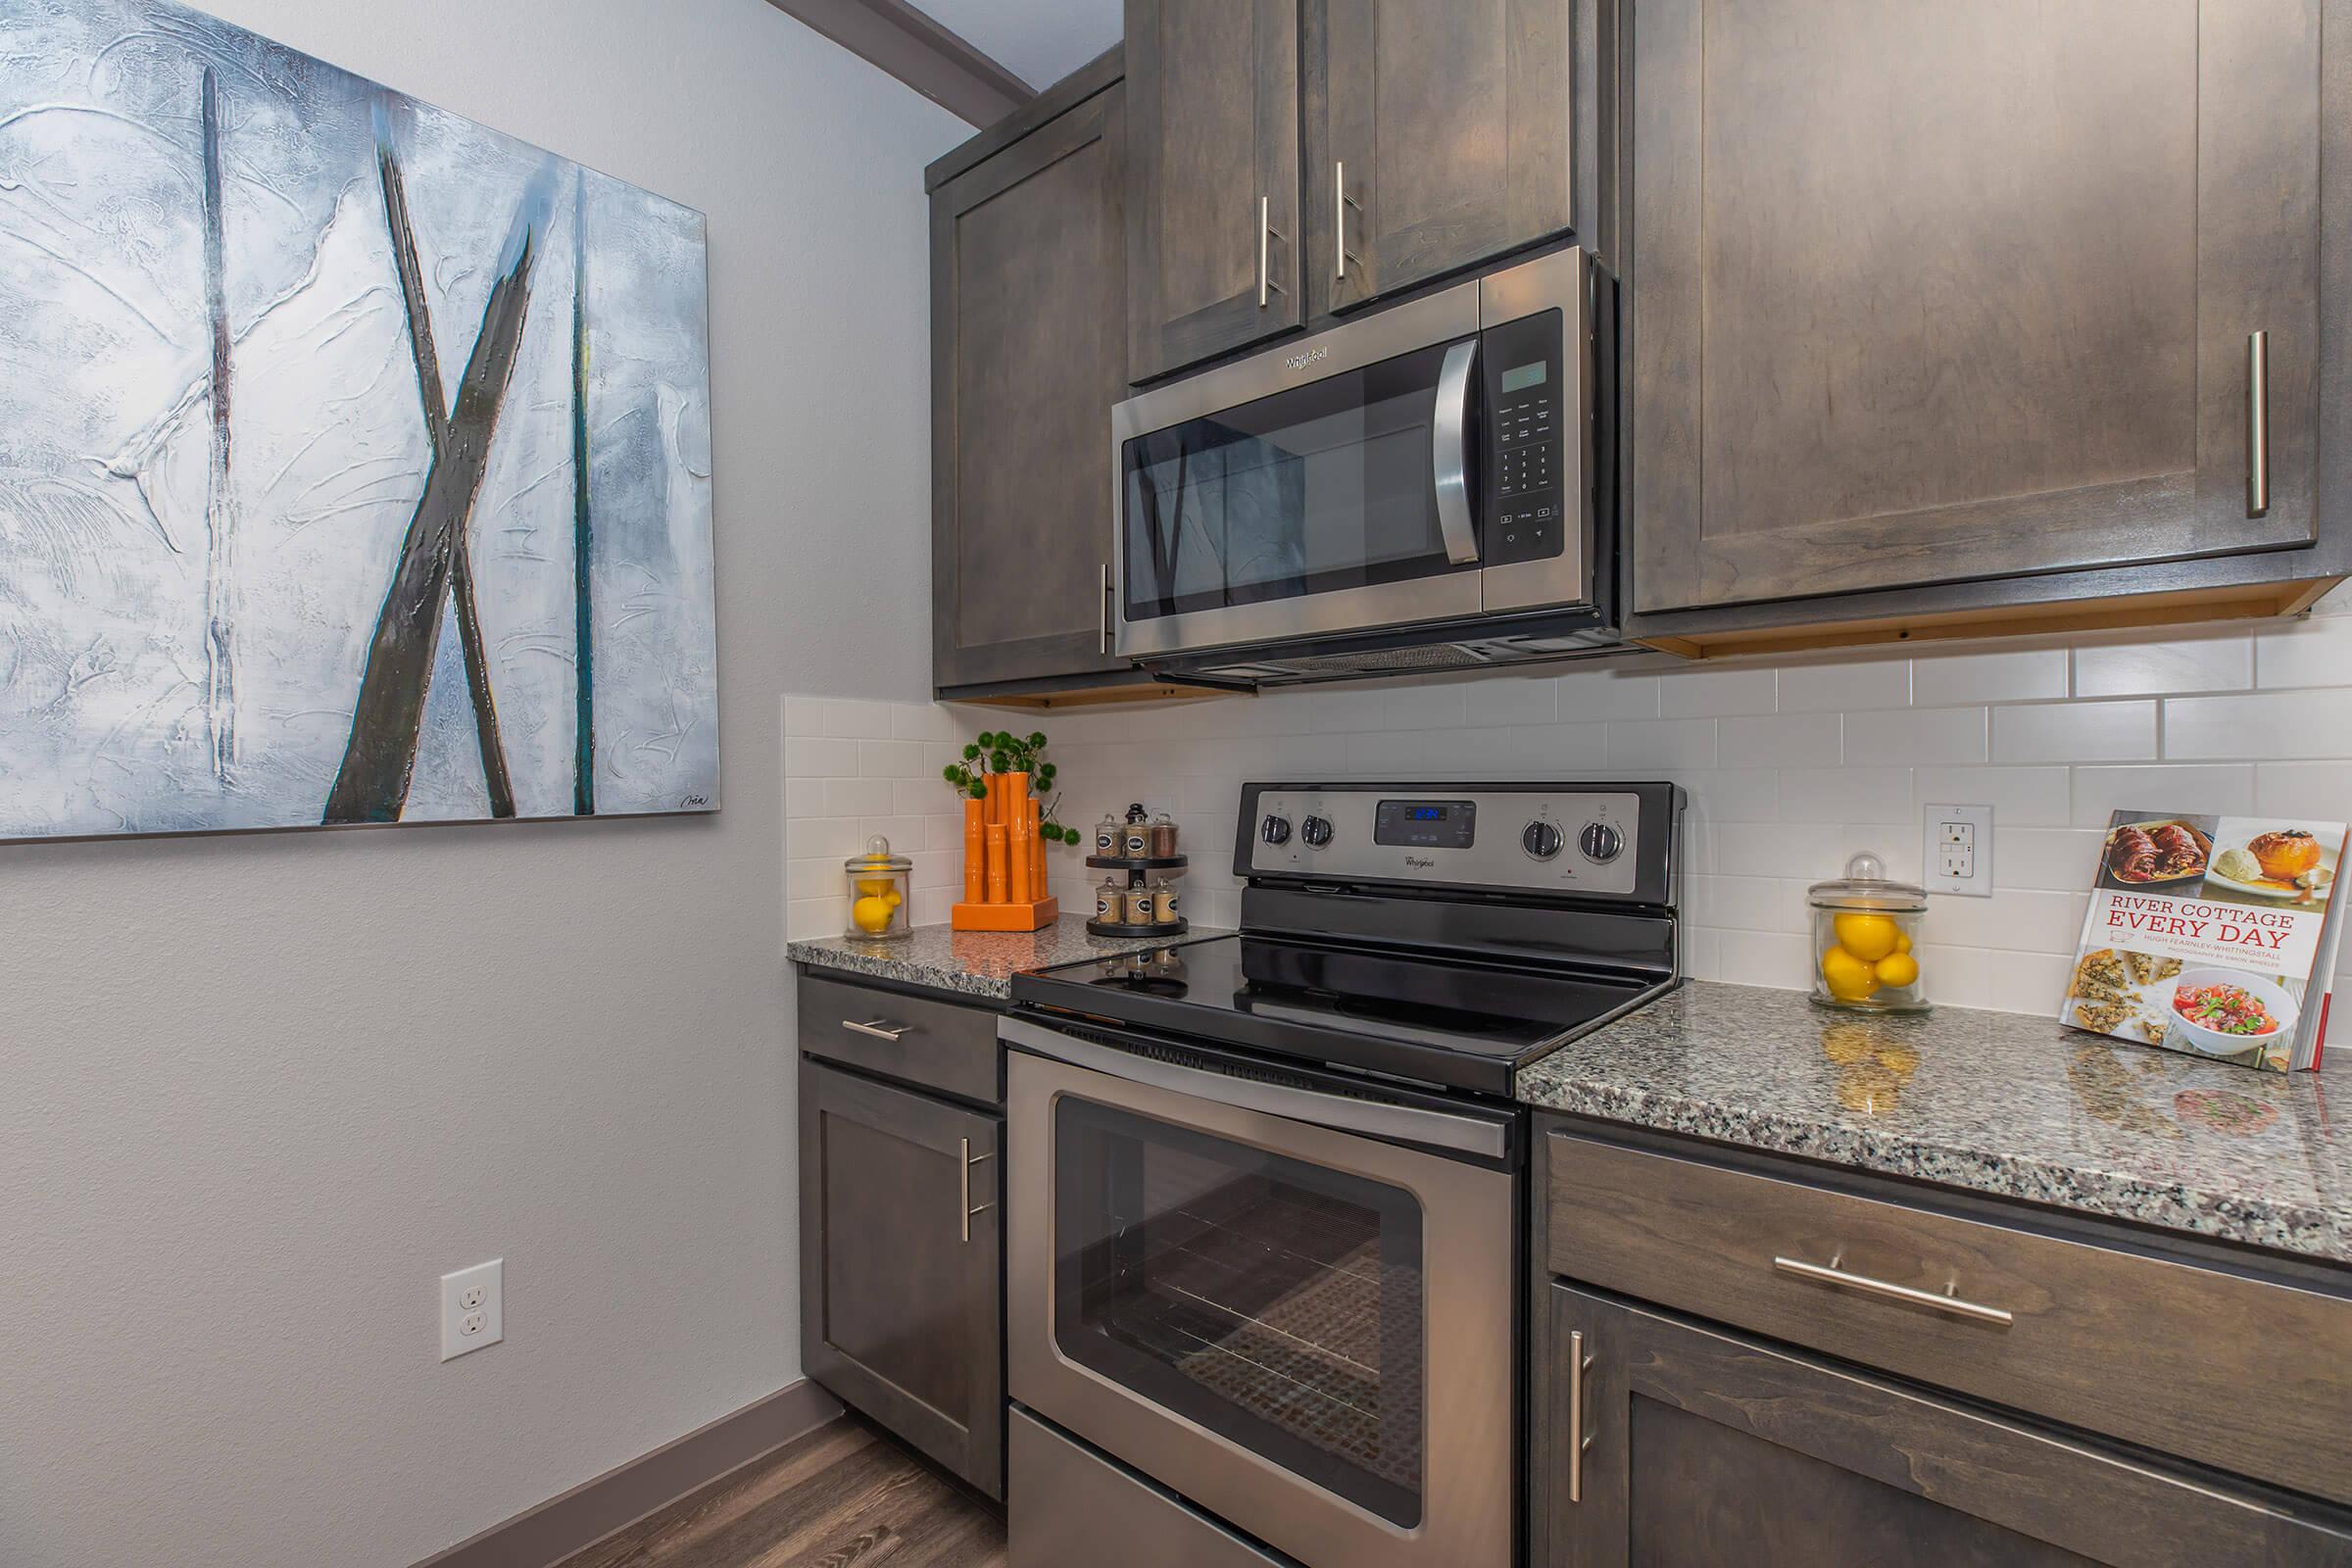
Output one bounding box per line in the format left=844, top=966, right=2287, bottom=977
left=856, top=877, right=895, bottom=899
left=884, top=890, right=903, bottom=907
left=1874, top=952, right=1921, bottom=989
left=1833, top=912, right=1900, bottom=963
left=851, top=895, right=894, bottom=933
left=1893, top=930, right=1913, bottom=955
left=1820, top=945, right=1880, bottom=1001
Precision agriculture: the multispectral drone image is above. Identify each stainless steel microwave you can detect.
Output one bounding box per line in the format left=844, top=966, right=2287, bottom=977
left=1110, top=247, right=1613, bottom=684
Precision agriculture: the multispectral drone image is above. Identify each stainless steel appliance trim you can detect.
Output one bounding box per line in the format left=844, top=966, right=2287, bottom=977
left=2247, top=329, right=2270, bottom=517
left=1772, top=1253, right=2016, bottom=1327
left=1479, top=247, right=1592, bottom=615
left=1009, top=1409, right=1289, bottom=1568
left=843, top=1018, right=909, bottom=1042
left=1433, top=339, right=1482, bottom=564
left=1000, top=1015, right=1507, bottom=1160
left=1008, top=1048, right=1516, bottom=1568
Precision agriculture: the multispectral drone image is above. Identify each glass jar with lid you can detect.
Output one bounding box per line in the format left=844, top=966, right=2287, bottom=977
left=1808, top=852, right=1928, bottom=1012
left=844, top=835, right=911, bottom=942
left=1149, top=811, right=1180, bottom=858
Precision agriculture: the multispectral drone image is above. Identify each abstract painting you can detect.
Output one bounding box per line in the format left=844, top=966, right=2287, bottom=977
left=0, top=0, right=718, bottom=840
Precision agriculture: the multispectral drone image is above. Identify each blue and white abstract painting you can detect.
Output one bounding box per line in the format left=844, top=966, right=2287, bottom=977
left=0, top=0, right=717, bottom=839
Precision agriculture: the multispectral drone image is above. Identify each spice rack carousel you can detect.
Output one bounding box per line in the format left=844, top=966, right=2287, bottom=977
left=1086, top=854, right=1189, bottom=939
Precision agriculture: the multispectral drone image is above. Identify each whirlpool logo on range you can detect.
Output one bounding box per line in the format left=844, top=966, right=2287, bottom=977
left=1284, top=345, right=1330, bottom=371
left=1404, top=855, right=1438, bottom=869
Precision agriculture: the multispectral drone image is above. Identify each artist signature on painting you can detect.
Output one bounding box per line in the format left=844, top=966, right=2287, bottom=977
left=681, top=794, right=711, bottom=809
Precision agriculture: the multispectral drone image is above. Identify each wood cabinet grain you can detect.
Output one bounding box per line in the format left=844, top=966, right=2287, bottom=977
left=1625, top=0, right=2329, bottom=617
left=1540, top=1284, right=2352, bottom=1567
left=930, top=77, right=1136, bottom=694
left=799, top=1060, right=1004, bottom=1499
left=1125, top=0, right=1301, bottom=381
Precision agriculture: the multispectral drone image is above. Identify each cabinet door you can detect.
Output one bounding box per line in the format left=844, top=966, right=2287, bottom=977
left=1628, top=0, right=2326, bottom=615
left=1125, top=0, right=1300, bottom=381
left=1540, top=1285, right=2352, bottom=1568
left=800, top=1060, right=1004, bottom=1498
left=1306, top=0, right=1576, bottom=315
left=932, top=86, right=1131, bottom=692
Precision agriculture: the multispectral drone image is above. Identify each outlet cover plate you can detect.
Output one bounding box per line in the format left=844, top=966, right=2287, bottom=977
left=1924, top=804, right=1993, bottom=897
left=440, top=1258, right=503, bottom=1361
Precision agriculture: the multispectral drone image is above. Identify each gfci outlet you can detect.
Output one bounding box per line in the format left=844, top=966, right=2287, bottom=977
left=1924, top=804, right=1994, bottom=898
left=440, top=1258, right=503, bottom=1361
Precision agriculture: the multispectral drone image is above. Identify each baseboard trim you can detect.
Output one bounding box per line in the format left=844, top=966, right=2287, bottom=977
left=411, top=1378, right=844, bottom=1568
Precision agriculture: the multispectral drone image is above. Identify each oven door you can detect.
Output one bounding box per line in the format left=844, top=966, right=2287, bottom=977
left=1005, top=1021, right=1515, bottom=1568
left=1112, top=279, right=1488, bottom=660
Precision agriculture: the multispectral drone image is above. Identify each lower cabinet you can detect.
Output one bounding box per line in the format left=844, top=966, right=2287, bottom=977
left=799, top=1058, right=1004, bottom=1498
left=1540, top=1282, right=2352, bottom=1566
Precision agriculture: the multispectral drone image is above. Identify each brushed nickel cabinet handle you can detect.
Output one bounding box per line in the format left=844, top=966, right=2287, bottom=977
left=1099, top=562, right=1111, bottom=653
left=1334, top=162, right=1363, bottom=285
left=1567, top=1328, right=1595, bottom=1503
left=2247, top=329, right=2270, bottom=517
left=959, top=1137, right=996, bottom=1243
left=1256, top=196, right=1288, bottom=307
left=842, top=1018, right=909, bottom=1042
left=1773, top=1253, right=2015, bottom=1326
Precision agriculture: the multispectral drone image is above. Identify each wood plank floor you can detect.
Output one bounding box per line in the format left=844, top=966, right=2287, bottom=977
left=558, top=1414, right=1007, bottom=1568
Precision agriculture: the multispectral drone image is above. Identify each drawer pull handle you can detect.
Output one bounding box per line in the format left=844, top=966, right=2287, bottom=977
left=959, top=1138, right=995, bottom=1244
left=1567, top=1328, right=1595, bottom=1502
left=843, top=1018, right=910, bottom=1042
left=2247, top=329, right=2270, bottom=517
left=1773, top=1253, right=2014, bottom=1327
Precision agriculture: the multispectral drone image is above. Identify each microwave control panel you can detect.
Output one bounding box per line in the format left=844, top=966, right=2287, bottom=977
left=1483, top=307, right=1565, bottom=567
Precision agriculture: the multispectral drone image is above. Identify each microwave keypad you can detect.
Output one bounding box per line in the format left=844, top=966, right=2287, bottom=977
left=1493, top=392, right=1560, bottom=564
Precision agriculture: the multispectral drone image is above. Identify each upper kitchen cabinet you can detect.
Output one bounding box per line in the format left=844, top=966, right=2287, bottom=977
left=1124, top=0, right=1302, bottom=381
left=930, top=53, right=1140, bottom=697
left=1625, top=0, right=2342, bottom=641
left=1305, top=0, right=1580, bottom=316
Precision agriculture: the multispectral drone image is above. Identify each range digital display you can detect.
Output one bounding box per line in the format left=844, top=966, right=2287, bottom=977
left=1375, top=799, right=1477, bottom=849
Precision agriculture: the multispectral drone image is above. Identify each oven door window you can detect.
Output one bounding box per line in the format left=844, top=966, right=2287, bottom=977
left=1052, top=1096, right=1426, bottom=1527
left=1121, top=337, right=1477, bottom=624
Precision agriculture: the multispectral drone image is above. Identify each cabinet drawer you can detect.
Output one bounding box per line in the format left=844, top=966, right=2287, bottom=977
left=798, top=973, right=999, bottom=1104
left=1544, top=1129, right=2352, bottom=1505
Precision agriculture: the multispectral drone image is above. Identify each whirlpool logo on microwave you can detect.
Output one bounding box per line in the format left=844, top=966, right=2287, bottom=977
left=1284, top=345, right=1331, bottom=371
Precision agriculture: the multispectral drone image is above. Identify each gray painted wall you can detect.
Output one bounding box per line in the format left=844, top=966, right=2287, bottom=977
left=0, top=2, right=960, bottom=1562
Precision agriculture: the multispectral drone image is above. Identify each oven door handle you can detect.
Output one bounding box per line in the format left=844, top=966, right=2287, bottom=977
left=1001, top=1016, right=1509, bottom=1161
left=1432, top=337, right=1482, bottom=565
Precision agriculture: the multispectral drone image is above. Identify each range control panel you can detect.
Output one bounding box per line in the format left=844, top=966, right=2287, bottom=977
left=1242, top=782, right=1651, bottom=899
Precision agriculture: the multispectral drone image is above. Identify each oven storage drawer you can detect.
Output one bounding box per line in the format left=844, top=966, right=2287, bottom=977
left=798, top=972, right=999, bottom=1104
left=1543, top=1128, right=2352, bottom=1504
left=1010, top=1409, right=1287, bottom=1568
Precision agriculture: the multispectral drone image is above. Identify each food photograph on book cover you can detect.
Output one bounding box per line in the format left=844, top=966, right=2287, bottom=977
left=2063, top=811, right=2347, bottom=1074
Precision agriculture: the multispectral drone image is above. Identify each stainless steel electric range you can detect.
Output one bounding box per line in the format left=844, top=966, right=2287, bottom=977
left=1001, top=780, right=1685, bottom=1568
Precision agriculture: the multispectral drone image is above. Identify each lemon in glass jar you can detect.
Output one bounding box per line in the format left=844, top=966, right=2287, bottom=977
left=1820, top=945, right=1881, bottom=1001
left=1832, top=911, right=1901, bottom=963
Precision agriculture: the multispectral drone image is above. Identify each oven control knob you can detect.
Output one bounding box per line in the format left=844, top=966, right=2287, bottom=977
left=1260, top=813, right=1293, bottom=847
left=1522, top=820, right=1564, bottom=860
left=1300, top=815, right=1334, bottom=848
left=1580, top=821, right=1626, bottom=862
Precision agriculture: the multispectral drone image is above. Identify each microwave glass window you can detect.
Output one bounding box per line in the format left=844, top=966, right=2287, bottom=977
left=1122, top=337, right=1477, bottom=622
left=1499, top=362, right=1547, bottom=394
left=1053, top=1096, right=1427, bottom=1527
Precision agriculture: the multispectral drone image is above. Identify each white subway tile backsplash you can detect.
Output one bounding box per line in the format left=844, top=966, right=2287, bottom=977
left=787, top=614, right=2352, bottom=1022
left=2071, top=634, right=2250, bottom=699
left=2069, top=764, right=2256, bottom=826
left=1657, top=665, right=1778, bottom=718
left=1912, top=646, right=2067, bottom=707
left=1841, top=707, right=1988, bottom=767
left=1991, top=700, right=2157, bottom=764
left=2167, top=689, right=2352, bottom=761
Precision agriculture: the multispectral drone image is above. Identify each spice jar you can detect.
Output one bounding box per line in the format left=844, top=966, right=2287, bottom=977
left=1120, top=803, right=1152, bottom=858
left=1094, top=874, right=1125, bottom=923
left=1094, top=811, right=1120, bottom=857
left=1808, top=852, right=1928, bottom=1012
left=844, top=835, right=911, bottom=942
left=1152, top=874, right=1183, bottom=926
left=1124, top=881, right=1161, bottom=925
left=1149, top=811, right=1180, bottom=858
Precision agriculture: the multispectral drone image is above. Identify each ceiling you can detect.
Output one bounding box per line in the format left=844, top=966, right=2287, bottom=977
left=909, top=0, right=1123, bottom=92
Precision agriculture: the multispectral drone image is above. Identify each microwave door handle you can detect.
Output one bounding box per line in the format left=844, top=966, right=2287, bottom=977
left=1433, top=338, right=1481, bottom=564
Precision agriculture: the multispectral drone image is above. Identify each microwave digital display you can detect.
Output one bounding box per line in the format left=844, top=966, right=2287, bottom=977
left=1500, top=361, right=1548, bottom=394
left=1375, top=799, right=1477, bottom=849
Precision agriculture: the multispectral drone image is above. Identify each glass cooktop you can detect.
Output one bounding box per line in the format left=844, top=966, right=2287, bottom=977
left=1011, top=934, right=1666, bottom=1096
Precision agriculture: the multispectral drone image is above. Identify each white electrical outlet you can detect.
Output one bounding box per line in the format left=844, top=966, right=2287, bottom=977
left=440, top=1258, right=503, bottom=1361
left=1924, top=804, right=1994, bottom=897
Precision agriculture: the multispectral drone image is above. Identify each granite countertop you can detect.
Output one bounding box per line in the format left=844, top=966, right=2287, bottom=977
left=1518, top=981, right=2349, bottom=1263
left=788, top=916, right=1214, bottom=1000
